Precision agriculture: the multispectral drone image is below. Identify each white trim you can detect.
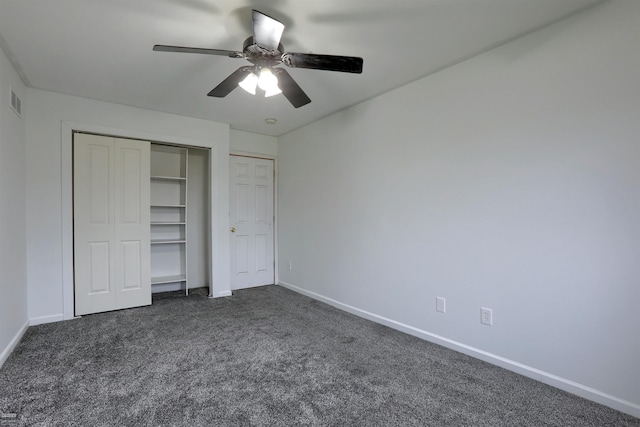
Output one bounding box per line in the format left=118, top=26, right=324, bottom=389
left=273, top=158, right=279, bottom=286
left=207, top=142, right=222, bottom=298
left=229, top=150, right=277, bottom=160
left=29, top=314, right=65, bottom=326
left=61, top=121, right=227, bottom=320
left=234, top=282, right=275, bottom=291
left=0, top=320, right=28, bottom=369
left=210, top=290, right=233, bottom=298
left=61, top=123, right=74, bottom=320
left=278, top=281, right=640, bottom=419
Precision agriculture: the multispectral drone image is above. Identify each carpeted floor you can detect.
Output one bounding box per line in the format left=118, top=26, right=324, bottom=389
left=0, top=285, right=638, bottom=426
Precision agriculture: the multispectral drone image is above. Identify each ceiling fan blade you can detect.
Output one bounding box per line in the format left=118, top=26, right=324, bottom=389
left=207, top=66, right=254, bottom=97
left=272, top=68, right=311, bottom=108
left=252, top=10, right=284, bottom=51
left=282, top=53, right=363, bottom=74
left=153, top=45, right=244, bottom=58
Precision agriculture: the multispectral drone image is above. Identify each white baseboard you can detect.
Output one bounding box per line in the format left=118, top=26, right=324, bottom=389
left=278, top=281, right=640, bottom=419
left=151, top=283, right=186, bottom=294
left=0, top=320, right=29, bottom=369
left=29, top=314, right=64, bottom=326
left=209, top=290, right=232, bottom=298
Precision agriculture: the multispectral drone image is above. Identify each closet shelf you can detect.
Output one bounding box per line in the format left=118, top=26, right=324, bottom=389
left=150, top=175, right=186, bottom=181
left=150, top=222, right=186, bottom=225
left=150, top=204, right=186, bottom=208
left=151, top=239, right=186, bottom=245
left=151, top=275, right=187, bottom=285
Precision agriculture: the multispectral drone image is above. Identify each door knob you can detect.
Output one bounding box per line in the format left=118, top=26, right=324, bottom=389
left=230, top=227, right=236, bottom=232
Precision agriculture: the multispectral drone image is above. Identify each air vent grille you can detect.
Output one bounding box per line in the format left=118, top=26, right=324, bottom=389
left=10, top=88, right=21, bottom=117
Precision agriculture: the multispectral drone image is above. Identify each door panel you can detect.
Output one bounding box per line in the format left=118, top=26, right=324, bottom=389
left=255, top=185, right=268, bottom=223
left=229, top=156, right=274, bottom=289
left=89, top=146, right=111, bottom=224
left=74, top=135, right=117, bottom=314
left=235, top=183, right=249, bottom=223
left=235, top=235, right=250, bottom=274
left=114, top=138, right=151, bottom=309
left=120, top=147, right=143, bottom=223
left=74, top=133, right=150, bottom=315
left=121, top=240, right=142, bottom=290
left=89, top=241, right=111, bottom=294
left=255, top=234, right=268, bottom=272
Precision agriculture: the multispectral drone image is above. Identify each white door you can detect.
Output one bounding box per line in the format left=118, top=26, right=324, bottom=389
left=229, top=155, right=274, bottom=290
left=74, top=133, right=151, bottom=315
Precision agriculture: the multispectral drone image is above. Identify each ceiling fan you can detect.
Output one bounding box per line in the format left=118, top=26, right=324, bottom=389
left=153, top=9, right=363, bottom=108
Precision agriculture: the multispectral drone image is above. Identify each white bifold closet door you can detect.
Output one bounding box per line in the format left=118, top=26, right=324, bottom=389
left=74, top=133, right=151, bottom=315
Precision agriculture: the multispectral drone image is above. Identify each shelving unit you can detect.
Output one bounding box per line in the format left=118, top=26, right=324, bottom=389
left=150, top=144, right=188, bottom=295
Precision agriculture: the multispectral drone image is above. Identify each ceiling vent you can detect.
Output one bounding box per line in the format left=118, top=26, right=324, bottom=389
left=10, top=87, right=22, bottom=117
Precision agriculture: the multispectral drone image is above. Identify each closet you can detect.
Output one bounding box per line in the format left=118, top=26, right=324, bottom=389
left=149, top=143, right=210, bottom=295
left=149, top=145, right=188, bottom=292
left=73, top=133, right=210, bottom=316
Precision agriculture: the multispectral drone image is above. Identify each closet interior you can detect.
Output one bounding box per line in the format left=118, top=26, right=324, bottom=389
left=150, top=143, right=210, bottom=294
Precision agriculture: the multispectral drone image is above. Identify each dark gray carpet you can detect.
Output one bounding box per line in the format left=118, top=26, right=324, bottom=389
left=0, top=285, right=637, bottom=426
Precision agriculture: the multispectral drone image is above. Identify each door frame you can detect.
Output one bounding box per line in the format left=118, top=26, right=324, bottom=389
left=229, top=151, right=278, bottom=290
left=61, top=121, right=231, bottom=320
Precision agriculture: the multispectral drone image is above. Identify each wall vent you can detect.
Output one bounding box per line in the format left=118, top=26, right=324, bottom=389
left=10, top=87, right=22, bottom=117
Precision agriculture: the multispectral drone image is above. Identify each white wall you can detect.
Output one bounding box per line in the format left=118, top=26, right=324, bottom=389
left=278, top=0, right=640, bottom=417
left=0, top=44, right=28, bottom=366
left=25, top=88, right=231, bottom=323
left=230, top=129, right=278, bottom=157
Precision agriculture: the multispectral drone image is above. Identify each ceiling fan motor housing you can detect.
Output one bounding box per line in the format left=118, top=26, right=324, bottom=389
left=243, top=37, right=284, bottom=67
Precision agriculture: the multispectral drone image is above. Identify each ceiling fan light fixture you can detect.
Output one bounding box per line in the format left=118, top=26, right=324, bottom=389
left=264, top=85, right=282, bottom=97
left=258, top=67, right=280, bottom=94
left=238, top=71, right=258, bottom=95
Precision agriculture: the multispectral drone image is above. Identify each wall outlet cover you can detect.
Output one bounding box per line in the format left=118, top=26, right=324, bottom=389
left=481, top=307, right=493, bottom=326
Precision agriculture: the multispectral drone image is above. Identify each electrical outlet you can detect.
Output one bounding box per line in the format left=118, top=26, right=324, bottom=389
left=481, top=307, right=493, bottom=326
left=288, top=261, right=292, bottom=272
left=436, top=297, right=446, bottom=313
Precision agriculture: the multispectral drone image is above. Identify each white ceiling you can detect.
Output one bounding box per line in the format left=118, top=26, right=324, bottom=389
left=0, top=0, right=601, bottom=136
